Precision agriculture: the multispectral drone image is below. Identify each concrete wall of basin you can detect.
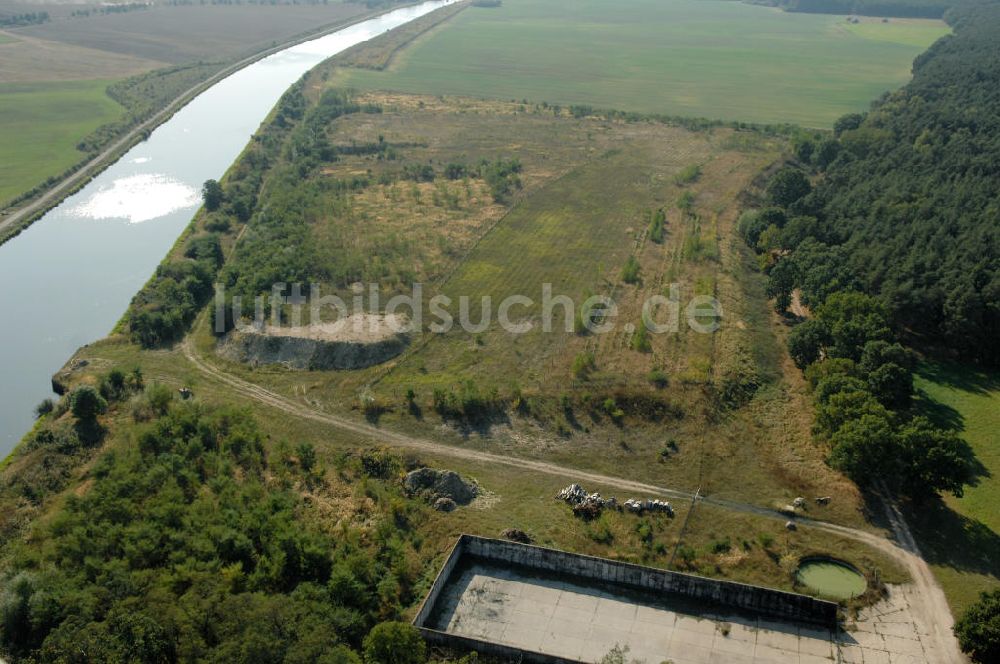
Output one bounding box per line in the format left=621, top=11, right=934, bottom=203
left=413, top=534, right=838, bottom=663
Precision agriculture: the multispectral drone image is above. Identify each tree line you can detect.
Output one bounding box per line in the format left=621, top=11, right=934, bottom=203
left=741, top=153, right=980, bottom=497
left=742, top=159, right=999, bottom=658
left=740, top=188, right=980, bottom=499
left=0, top=11, right=49, bottom=27
left=742, top=1, right=1000, bottom=643
left=125, top=80, right=331, bottom=346
left=749, top=0, right=1000, bottom=366
left=761, top=0, right=955, bottom=18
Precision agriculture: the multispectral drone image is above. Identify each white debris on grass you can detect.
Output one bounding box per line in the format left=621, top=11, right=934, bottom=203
left=556, top=484, right=674, bottom=517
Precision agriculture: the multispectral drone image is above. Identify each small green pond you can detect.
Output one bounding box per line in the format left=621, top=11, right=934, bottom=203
left=796, top=559, right=866, bottom=600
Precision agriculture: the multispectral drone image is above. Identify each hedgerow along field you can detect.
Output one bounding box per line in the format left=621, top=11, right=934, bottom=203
left=334, top=0, right=950, bottom=127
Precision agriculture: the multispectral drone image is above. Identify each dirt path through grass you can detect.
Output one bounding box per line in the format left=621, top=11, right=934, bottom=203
left=181, top=334, right=964, bottom=662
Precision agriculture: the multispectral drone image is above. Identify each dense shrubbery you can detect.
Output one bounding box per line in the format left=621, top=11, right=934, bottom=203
left=620, top=256, right=641, bottom=284
left=477, top=157, right=522, bottom=202
left=128, top=258, right=216, bottom=346
left=75, top=62, right=221, bottom=155
left=648, top=208, right=666, bottom=244
left=761, top=1, right=1000, bottom=365
left=11, top=370, right=145, bottom=507
left=673, top=164, right=701, bottom=185
left=0, top=400, right=428, bottom=662
left=126, top=81, right=316, bottom=346
left=432, top=381, right=508, bottom=424
left=955, top=589, right=1000, bottom=663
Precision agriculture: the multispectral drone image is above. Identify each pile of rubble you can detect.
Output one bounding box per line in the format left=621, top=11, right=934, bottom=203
left=556, top=484, right=674, bottom=519
left=499, top=528, right=534, bottom=544
left=404, top=468, right=479, bottom=511
left=623, top=498, right=674, bottom=515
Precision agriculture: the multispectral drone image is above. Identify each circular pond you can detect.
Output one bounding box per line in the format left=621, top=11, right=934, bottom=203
left=796, top=558, right=866, bottom=600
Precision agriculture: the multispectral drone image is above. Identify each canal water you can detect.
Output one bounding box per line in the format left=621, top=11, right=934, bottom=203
left=0, top=0, right=455, bottom=457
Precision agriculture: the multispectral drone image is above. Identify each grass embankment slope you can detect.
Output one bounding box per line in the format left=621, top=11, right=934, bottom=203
left=909, top=361, right=1000, bottom=614
left=335, top=0, right=949, bottom=127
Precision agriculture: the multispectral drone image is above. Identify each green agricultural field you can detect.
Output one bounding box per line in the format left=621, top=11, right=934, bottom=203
left=0, top=79, right=123, bottom=204
left=0, top=3, right=370, bottom=210
left=14, top=4, right=366, bottom=65
left=843, top=16, right=955, bottom=46
left=909, top=361, right=1000, bottom=614
left=335, top=0, right=950, bottom=127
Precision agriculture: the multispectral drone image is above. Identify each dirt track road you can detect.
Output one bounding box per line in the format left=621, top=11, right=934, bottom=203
left=180, top=339, right=965, bottom=662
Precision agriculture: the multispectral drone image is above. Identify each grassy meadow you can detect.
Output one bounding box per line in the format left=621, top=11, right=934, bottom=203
left=0, top=79, right=123, bottom=204
left=909, top=361, right=1000, bottom=614
left=335, top=0, right=950, bottom=127
left=168, top=83, right=871, bottom=535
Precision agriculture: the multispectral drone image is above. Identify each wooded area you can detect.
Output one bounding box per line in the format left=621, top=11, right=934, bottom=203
left=753, top=0, right=1000, bottom=365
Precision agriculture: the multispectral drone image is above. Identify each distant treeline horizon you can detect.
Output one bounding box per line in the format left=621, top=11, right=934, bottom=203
left=752, top=0, right=955, bottom=18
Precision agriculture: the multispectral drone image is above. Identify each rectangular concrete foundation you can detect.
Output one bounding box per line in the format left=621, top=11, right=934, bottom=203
left=414, top=535, right=840, bottom=664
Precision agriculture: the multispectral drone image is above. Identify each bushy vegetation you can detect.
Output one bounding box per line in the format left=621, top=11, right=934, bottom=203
left=760, top=1, right=1000, bottom=365
left=0, top=398, right=430, bottom=663
left=620, top=256, right=641, bottom=284
left=432, top=381, right=507, bottom=424
left=955, top=589, right=1000, bottom=663
left=74, top=62, right=222, bottom=155
left=647, top=208, right=666, bottom=244
left=363, top=621, right=426, bottom=664
left=673, top=164, right=701, bottom=185
left=9, top=369, right=144, bottom=506
left=127, top=81, right=324, bottom=346
left=630, top=323, right=651, bottom=353
left=478, top=157, right=522, bottom=202
left=571, top=352, right=597, bottom=380
left=71, top=2, right=149, bottom=17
